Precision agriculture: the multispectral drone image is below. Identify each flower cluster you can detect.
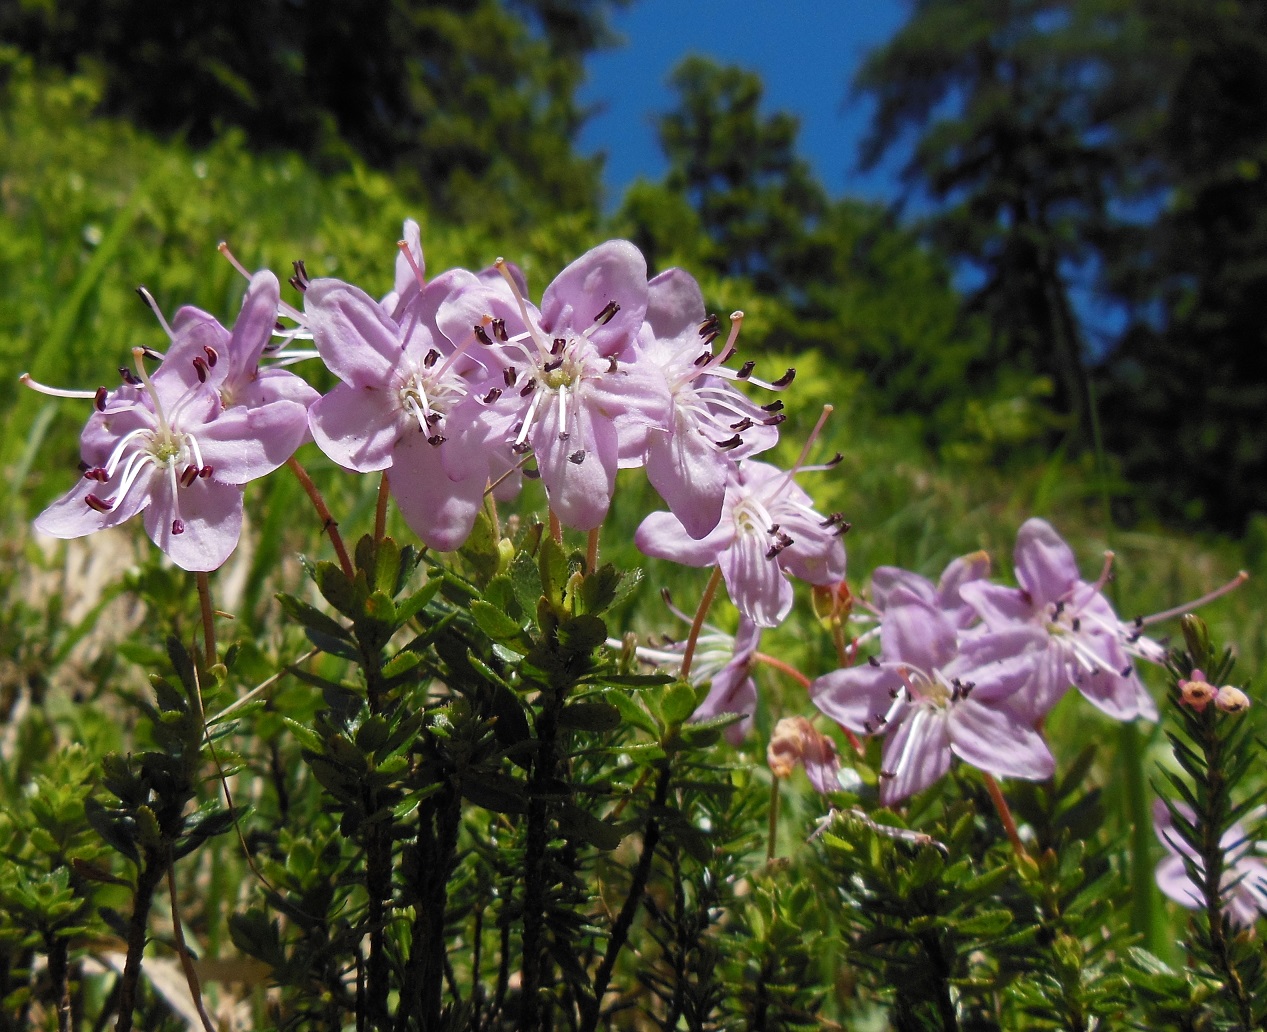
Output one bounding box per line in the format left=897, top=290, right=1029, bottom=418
left=809, top=519, right=1190, bottom=804
left=30, top=228, right=841, bottom=572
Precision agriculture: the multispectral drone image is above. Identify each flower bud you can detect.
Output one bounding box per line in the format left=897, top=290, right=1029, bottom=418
left=811, top=580, right=853, bottom=630
left=1178, top=670, right=1216, bottom=712
left=1215, top=685, right=1251, bottom=714
left=1181, top=614, right=1211, bottom=666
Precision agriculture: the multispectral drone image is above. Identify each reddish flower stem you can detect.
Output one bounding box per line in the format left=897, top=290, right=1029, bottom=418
left=167, top=866, right=216, bottom=1032
left=287, top=456, right=353, bottom=578
left=680, top=567, right=724, bottom=682
left=586, top=528, right=600, bottom=574
left=982, top=772, right=1027, bottom=857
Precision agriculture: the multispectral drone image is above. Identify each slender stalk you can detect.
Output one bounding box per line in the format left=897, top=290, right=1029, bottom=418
left=767, top=775, right=782, bottom=862
left=680, top=567, right=724, bottom=682
left=400, top=786, right=462, bottom=1032
left=586, top=528, right=600, bottom=574
left=753, top=651, right=810, bottom=687
left=287, top=456, right=353, bottom=578
left=167, top=867, right=216, bottom=1032
left=982, top=773, right=1026, bottom=858
left=374, top=472, right=390, bottom=543
left=1086, top=375, right=1160, bottom=952
left=581, top=766, right=672, bottom=1032
left=47, top=936, right=71, bottom=1032
left=520, top=682, right=569, bottom=1031
left=114, top=853, right=167, bottom=1032
left=548, top=509, right=563, bottom=546
left=195, top=572, right=216, bottom=669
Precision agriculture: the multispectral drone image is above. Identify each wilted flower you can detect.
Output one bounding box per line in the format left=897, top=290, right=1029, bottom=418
left=768, top=716, right=842, bottom=795
left=1179, top=670, right=1217, bottom=712
left=1215, top=684, right=1251, bottom=713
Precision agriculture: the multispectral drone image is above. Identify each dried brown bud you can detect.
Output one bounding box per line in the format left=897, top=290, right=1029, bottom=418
left=767, top=716, right=841, bottom=795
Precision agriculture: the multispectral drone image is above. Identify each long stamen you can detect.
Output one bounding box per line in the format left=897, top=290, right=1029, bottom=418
left=135, top=286, right=175, bottom=341
left=102, top=428, right=152, bottom=477
left=131, top=347, right=172, bottom=436
left=1087, top=550, right=1115, bottom=597
left=396, top=239, right=426, bottom=290
left=495, top=258, right=550, bottom=358
left=433, top=322, right=488, bottom=382
left=690, top=311, right=745, bottom=383
left=1138, top=571, right=1250, bottom=627
left=217, top=241, right=305, bottom=323
left=777, top=404, right=834, bottom=492
left=18, top=373, right=100, bottom=400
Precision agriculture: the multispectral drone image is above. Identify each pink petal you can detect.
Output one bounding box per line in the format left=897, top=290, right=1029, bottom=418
left=305, top=279, right=404, bottom=387
left=143, top=476, right=244, bottom=572
left=879, top=707, right=952, bottom=805
left=948, top=701, right=1055, bottom=781
left=1014, top=518, right=1079, bottom=607
left=308, top=383, right=401, bottom=472
left=390, top=433, right=487, bottom=551
left=540, top=240, right=648, bottom=356
left=811, top=665, right=903, bottom=735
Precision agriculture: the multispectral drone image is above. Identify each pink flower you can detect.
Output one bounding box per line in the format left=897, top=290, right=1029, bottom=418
left=438, top=240, right=671, bottom=531
left=635, top=459, right=847, bottom=628
left=34, top=347, right=307, bottom=572
left=633, top=268, right=788, bottom=538
left=958, top=519, right=1161, bottom=722
left=303, top=270, right=507, bottom=551
left=811, top=589, right=1053, bottom=805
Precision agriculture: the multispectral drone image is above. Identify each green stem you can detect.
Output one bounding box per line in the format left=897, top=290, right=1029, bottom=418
left=767, top=775, right=781, bottom=862
left=114, top=852, right=167, bottom=1032
left=375, top=472, right=390, bottom=544
left=580, top=766, right=671, bottom=1032
left=195, top=572, right=216, bottom=669
left=520, top=686, right=566, bottom=1031
left=1119, top=723, right=1159, bottom=951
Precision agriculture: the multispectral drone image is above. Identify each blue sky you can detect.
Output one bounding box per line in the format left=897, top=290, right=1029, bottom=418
left=578, top=0, right=911, bottom=208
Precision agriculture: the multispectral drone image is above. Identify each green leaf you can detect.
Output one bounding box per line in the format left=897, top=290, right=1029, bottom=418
left=556, top=801, right=624, bottom=850
left=315, top=560, right=367, bottom=618
left=509, top=548, right=543, bottom=614
left=660, top=681, right=698, bottom=726
left=558, top=700, right=623, bottom=732
left=276, top=593, right=351, bottom=643
left=470, top=601, right=533, bottom=654
left=459, top=509, right=501, bottom=586
left=557, top=614, right=607, bottom=654
left=537, top=535, right=570, bottom=608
